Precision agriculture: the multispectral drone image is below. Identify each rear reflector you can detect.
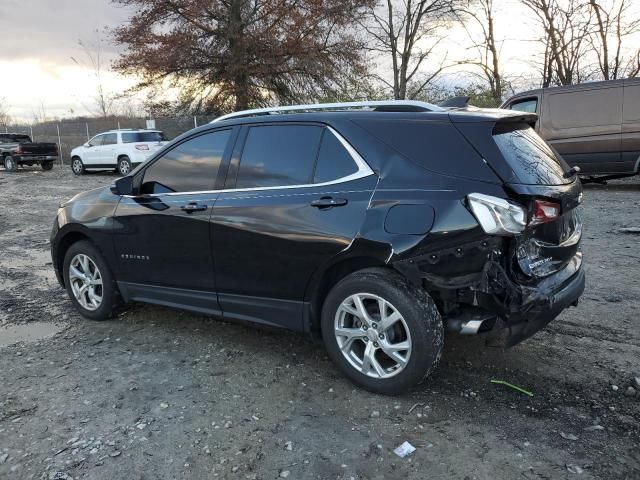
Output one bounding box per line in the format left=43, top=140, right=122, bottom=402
left=135, top=144, right=149, bottom=151
left=531, top=199, right=560, bottom=226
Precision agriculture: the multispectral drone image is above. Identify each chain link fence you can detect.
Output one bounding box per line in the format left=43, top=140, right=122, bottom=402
left=2, top=115, right=217, bottom=163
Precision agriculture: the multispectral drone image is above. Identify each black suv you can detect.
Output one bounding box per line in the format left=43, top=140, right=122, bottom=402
left=51, top=101, right=585, bottom=395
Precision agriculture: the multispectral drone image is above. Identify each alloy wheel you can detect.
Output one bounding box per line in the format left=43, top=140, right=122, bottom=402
left=72, top=159, right=83, bottom=174
left=68, top=254, right=103, bottom=311
left=334, top=293, right=412, bottom=379
left=119, top=159, right=130, bottom=175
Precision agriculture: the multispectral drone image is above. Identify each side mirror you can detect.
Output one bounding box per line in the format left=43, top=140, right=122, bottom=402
left=84, top=143, right=92, bottom=148
left=110, top=176, right=134, bottom=196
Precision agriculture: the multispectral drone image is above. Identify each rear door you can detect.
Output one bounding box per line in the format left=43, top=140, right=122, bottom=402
left=113, top=128, right=235, bottom=312
left=100, top=133, right=118, bottom=165
left=211, top=123, right=376, bottom=330
left=622, top=79, right=640, bottom=173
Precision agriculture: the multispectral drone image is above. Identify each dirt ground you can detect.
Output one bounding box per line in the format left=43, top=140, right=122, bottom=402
left=0, top=166, right=639, bottom=480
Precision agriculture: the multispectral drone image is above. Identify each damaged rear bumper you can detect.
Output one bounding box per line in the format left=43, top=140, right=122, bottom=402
left=502, top=255, right=585, bottom=346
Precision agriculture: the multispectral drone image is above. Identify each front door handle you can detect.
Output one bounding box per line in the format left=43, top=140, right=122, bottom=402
left=181, top=202, right=208, bottom=213
left=310, top=197, right=348, bottom=209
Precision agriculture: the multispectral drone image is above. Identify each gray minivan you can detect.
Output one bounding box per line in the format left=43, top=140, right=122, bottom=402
left=501, top=77, right=640, bottom=177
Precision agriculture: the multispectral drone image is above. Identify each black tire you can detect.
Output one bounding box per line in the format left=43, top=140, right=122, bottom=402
left=71, top=157, right=84, bottom=175
left=321, top=267, right=443, bottom=395
left=4, top=155, right=18, bottom=172
left=41, top=161, right=54, bottom=171
left=62, top=240, right=118, bottom=320
left=117, top=156, right=132, bottom=176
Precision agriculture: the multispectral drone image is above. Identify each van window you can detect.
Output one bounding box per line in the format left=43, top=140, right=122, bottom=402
left=509, top=98, right=538, bottom=113
left=548, top=87, right=622, bottom=129
left=236, top=125, right=323, bottom=188
left=493, top=123, right=571, bottom=185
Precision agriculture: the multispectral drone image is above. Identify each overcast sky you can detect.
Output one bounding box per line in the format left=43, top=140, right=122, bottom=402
left=0, top=0, right=637, bottom=121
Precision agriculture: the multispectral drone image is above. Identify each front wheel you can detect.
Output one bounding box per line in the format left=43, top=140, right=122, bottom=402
left=321, top=267, right=443, bottom=395
left=63, top=240, right=118, bottom=320
left=71, top=157, right=84, bottom=175
left=3, top=156, right=18, bottom=172
left=117, top=156, right=132, bottom=175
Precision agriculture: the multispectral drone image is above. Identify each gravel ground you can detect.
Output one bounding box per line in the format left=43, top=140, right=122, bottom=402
left=0, top=166, right=639, bottom=480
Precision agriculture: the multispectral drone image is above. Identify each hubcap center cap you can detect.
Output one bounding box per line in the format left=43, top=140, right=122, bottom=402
left=366, top=329, right=379, bottom=342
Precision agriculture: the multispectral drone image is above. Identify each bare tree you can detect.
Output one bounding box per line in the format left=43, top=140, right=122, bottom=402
left=457, top=0, right=509, bottom=105
left=0, top=98, right=11, bottom=127
left=71, top=31, right=114, bottom=117
left=589, top=0, right=640, bottom=79
left=360, top=0, right=463, bottom=100
left=522, top=0, right=593, bottom=87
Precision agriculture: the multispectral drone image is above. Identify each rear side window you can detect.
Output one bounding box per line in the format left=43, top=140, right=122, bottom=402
left=122, top=131, right=167, bottom=143
left=354, top=119, right=493, bottom=180
left=236, top=125, right=322, bottom=188
left=141, top=130, right=231, bottom=194
left=493, top=123, right=571, bottom=185
left=313, top=130, right=358, bottom=183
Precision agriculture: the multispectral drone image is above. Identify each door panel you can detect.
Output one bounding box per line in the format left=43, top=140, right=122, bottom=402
left=540, top=86, right=623, bottom=174
left=113, top=193, right=218, bottom=291
left=622, top=82, right=640, bottom=173
left=111, top=128, right=236, bottom=310
left=211, top=175, right=377, bottom=330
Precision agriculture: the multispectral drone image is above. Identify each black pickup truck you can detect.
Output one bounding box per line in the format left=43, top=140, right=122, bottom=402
left=0, top=134, right=58, bottom=171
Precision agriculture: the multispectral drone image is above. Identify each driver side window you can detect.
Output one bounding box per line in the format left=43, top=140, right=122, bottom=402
left=88, top=135, right=104, bottom=147
left=141, top=129, right=232, bottom=194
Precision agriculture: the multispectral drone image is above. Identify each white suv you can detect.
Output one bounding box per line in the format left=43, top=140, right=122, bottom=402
left=70, top=129, right=169, bottom=175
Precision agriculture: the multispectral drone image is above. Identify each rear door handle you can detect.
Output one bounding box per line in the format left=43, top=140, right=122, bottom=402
left=181, top=202, right=208, bottom=213
left=310, top=197, right=348, bottom=209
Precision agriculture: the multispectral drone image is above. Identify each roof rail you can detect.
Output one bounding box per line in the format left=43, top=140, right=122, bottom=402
left=210, top=100, right=443, bottom=123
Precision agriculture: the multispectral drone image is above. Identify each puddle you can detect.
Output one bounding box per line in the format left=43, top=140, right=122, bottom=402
left=0, top=322, right=65, bottom=347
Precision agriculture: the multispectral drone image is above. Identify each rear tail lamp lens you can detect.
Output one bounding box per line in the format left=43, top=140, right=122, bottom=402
left=135, top=144, right=149, bottom=151
left=467, top=193, right=526, bottom=236
left=530, top=199, right=561, bottom=226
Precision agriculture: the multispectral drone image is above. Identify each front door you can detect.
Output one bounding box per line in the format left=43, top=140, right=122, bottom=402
left=112, top=128, right=235, bottom=313
left=84, top=134, right=105, bottom=165
left=211, top=123, right=376, bottom=330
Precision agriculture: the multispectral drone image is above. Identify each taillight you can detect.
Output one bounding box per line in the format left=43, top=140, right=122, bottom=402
left=135, top=144, right=149, bottom=151
left=16, top=144, right=22, bottom=154
left=531, top=199, right=561, bottom=226
left=467, top=193, right=527, bottom=236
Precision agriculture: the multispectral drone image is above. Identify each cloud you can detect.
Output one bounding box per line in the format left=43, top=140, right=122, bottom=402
left=0, top=0, right=132, bottom=66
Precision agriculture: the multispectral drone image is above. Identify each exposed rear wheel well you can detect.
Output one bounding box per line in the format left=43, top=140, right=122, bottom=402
left=309, top=256, right=387, bottom=334
left=55, top=232, right=91, bottom=287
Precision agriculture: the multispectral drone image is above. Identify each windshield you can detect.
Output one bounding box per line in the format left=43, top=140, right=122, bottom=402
left=121, top=131, right=167, bottom=143
left=493, top=123, right=572, bottom=185
left=0, top=135, right=31, bottom=144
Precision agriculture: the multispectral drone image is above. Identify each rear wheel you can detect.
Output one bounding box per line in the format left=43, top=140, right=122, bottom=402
left=117, top=156, right=132, bottom=175
left=63, top=240, right=118, bottom=320
left=71, top=157, right=84, bottom=175
left=3, top=156, right=18, bottom=172
left=41, top=161, right=54, bottom=171
left=321, top=267, right=443, bottom=395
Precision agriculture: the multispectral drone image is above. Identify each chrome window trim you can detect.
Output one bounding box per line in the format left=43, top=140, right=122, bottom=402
left=125, top=126, right=374, bottom=198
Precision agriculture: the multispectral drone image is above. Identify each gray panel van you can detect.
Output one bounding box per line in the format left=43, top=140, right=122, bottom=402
left=501, top=78, right=640, bottom=177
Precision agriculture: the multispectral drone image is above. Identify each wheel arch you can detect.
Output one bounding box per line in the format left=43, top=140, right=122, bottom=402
left=305, top=254, right=392, bottom=335
left=54, top=230, right=93, bottom=287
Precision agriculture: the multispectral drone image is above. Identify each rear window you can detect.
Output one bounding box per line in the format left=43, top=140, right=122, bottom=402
left=122, top=131, right=167, bottom=143
left=493, top=123, right=571, bottom=185
left=0, top=135, right=31, bottom=143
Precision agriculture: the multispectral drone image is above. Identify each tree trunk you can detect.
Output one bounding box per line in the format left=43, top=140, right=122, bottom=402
left=229, top=0, right=249, bottom=111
